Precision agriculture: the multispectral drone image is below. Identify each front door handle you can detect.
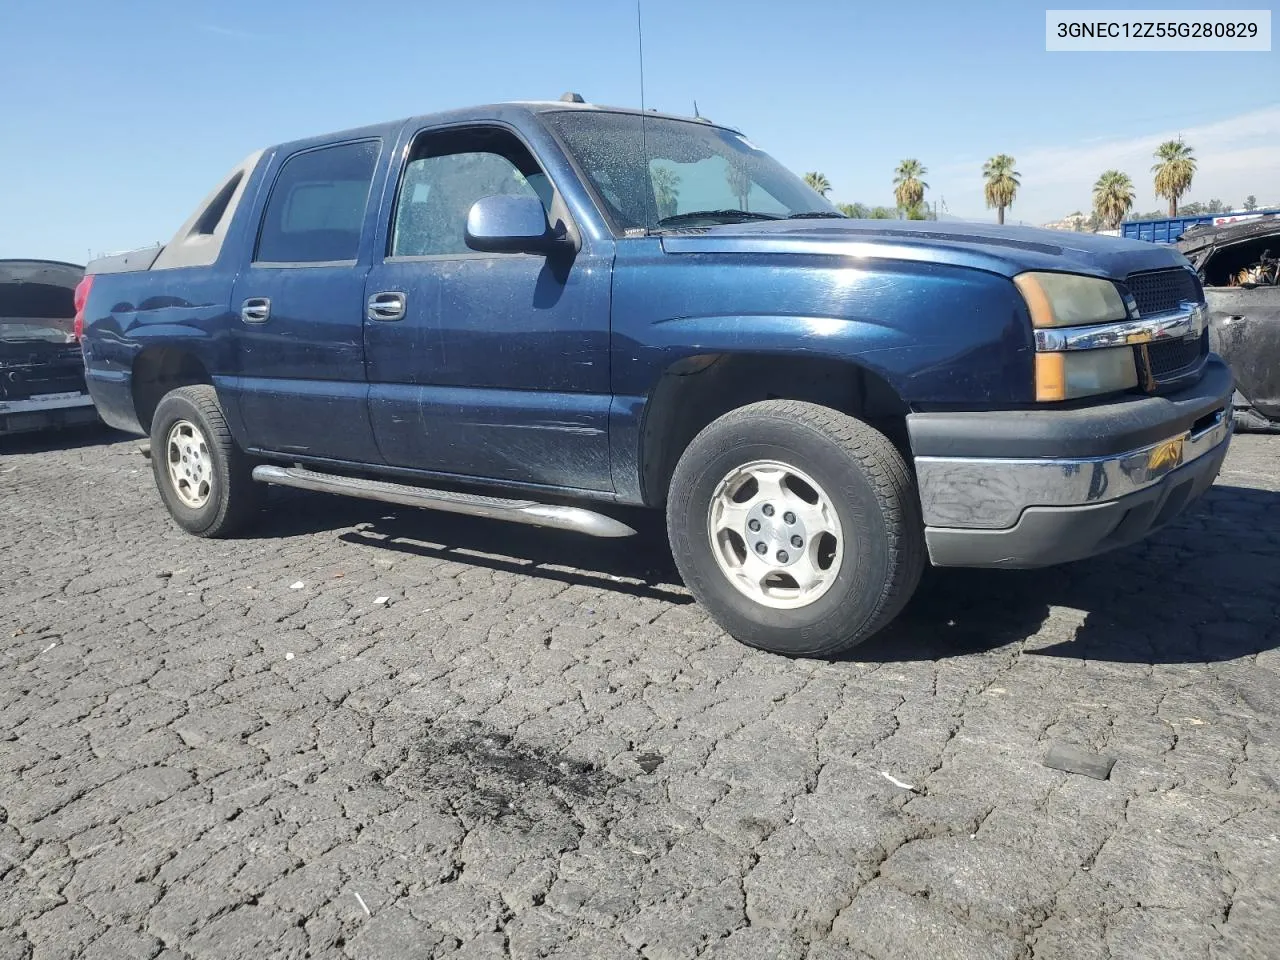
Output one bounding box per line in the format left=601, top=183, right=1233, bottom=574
left=367, top=291, right=407, bottom=321
left=240, top=297, right=271, bottom=323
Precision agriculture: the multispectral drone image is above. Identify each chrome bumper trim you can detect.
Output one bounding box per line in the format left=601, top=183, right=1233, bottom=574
left=915, top=407, right=1231, bottom=529
left=0, top=393, right=95, bottom=414
left=1034, top=301, right=1207, bottom=352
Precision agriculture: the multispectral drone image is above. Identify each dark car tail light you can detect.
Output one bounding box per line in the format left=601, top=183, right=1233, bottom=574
left=72, top=274, right=93, bottom=340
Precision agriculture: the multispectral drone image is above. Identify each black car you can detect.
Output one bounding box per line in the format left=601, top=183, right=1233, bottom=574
left=0, top=259, right=99, bottom=437
left=1178, top=218, right=1280, bottom=432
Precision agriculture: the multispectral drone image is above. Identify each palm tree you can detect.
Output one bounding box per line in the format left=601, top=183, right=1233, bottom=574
left=893, top=160, right=928, bottom=218
left=725, top=160, right=752, bottom=211
left=982, top=154, right=1020, bottom=225
left=804, top=172, right=831, bottom=197
left=1093, top=170, right=1135, bottom=229
left=1152, top=139, right=1196, bottom=218
left=651, top=164, right=681, bottom=220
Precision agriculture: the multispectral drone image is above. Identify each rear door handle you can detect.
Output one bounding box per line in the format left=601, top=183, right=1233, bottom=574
left=240, top=297, right=271, bottom=323
left=367, top=291, right=406, bottom=321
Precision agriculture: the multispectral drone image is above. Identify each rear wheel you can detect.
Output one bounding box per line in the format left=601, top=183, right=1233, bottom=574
left=150, top=385, right=260, bottom=537
left=666, top=400, right=925, bottom=658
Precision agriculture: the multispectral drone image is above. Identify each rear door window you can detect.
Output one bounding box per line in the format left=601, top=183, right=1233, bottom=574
left=255, top=140, right=379, bottom=264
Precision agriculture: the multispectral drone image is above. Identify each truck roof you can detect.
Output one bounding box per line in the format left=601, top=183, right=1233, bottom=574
left=268, top=99, right=730, bottom=155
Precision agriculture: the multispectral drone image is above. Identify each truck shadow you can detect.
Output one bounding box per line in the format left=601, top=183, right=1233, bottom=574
left=261, top=488, right=691, bottom=605
left=0, top=422, right=128, bottom=454
left=259, top=484, right=1280, bottom=665
left=859, top=483, right=1280, bottom=665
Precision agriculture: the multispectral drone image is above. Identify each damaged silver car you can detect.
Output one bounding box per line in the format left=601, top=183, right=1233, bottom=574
left=1178, top=218, right=1280, bottom=432
left=1, top=259, right=99, bottom=437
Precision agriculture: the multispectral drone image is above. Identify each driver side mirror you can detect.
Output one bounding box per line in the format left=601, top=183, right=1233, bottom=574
left=465, top=195, right=569, bottom=255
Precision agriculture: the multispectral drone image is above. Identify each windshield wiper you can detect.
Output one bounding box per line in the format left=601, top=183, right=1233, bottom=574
left=786, top=211, right=848, bottom=219
left=656, top=209, right=782, bottom=228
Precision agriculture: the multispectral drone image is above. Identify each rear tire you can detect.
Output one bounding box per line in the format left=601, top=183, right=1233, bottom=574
left=150, top=385, right=260, bottom=537
left=666, top=400, right=925, bottom=658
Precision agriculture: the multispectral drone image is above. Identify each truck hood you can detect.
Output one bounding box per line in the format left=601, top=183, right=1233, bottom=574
left=659, top=218, right=1191, bottom=280
left=0, top=258, right=86, bottom=408
left=0, top=259, right=84, bottom=347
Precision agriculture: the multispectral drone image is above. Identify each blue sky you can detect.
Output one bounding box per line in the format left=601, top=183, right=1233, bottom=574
left=2, top=0, right=1276, bottom=262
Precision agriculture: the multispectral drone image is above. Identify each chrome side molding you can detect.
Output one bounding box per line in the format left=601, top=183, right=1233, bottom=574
left=251, top=464, right=636, bottom=538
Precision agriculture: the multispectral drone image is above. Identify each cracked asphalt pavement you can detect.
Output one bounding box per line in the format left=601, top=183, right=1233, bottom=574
left=2, top=427, right=1278, bottom=960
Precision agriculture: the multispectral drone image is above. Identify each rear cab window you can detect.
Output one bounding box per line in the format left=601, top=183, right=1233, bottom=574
left=255, top=140, right=380, bottom=264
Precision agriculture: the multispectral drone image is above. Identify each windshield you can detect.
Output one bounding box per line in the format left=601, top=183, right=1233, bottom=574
left=543, top=110, right=838, bottom=232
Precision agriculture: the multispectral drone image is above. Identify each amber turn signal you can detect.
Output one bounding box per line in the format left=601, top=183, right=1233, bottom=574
left=1016, top=274, right=1055, bottom=329
left=1035, top=353, right=1066, bottom=402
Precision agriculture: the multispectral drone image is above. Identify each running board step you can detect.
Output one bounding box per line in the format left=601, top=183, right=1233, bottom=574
left=251, top=465, right=636, bottom=538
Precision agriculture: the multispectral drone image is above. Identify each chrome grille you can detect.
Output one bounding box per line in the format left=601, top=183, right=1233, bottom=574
left=1125, top=268, right=1201, bottom=317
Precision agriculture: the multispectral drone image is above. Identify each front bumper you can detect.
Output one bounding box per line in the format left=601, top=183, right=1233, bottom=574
left=0, top=392, right=99, bottom=436
left=909, top=357, right=1234, bottom=568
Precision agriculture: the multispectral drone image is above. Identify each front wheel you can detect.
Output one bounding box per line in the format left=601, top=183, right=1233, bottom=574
left=666, top=400, right=925, bottom=658
left=149, top=385, right=261, bottom=537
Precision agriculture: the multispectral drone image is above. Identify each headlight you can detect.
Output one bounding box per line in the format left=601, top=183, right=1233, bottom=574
left=1034, top=347, right=1139, bottom=401
left=1014, top=272, right=1127, bottom=327
left=1015, top=271, right=1138, bottom=401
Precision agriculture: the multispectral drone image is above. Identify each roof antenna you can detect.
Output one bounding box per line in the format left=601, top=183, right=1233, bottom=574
left=635, top=0, right=654, bottom=235
left=693, top=100, right=700, bottom=118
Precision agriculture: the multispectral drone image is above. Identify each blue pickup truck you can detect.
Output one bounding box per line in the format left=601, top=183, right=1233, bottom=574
left=79, top=97, right=1234, bottom=657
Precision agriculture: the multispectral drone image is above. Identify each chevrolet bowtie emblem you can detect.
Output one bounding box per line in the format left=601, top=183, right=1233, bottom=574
left=1184, top=301, right=1207, bottom=336
left=1147, top=436, right=1187, bottom=474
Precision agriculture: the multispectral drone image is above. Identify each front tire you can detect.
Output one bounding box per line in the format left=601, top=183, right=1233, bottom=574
left=666, top=400, right=925, bottom=658
left=150, top=385, right=260, bottom=537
